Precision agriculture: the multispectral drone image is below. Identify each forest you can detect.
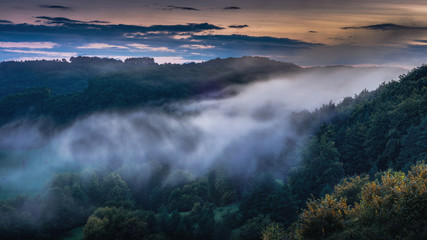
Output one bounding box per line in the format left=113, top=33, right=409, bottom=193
left=0, top=57, right=426, bottom=240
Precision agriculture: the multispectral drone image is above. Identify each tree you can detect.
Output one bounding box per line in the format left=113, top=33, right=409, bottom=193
left=232, top=214, right=272, bottom=240
left=101, top=173, right=134, bottom=208
left=289, top=162, right=427, bottom=240
left=340, top=122, right=370, bottom=175
left=83, top=207, right=147, bottom=240
left=240, top=175, right=298, bottom=225
left=295, top=195, right=348, bottom=240
left=289, top=131, right=344, bottom=202
left=261, top=222, right=285, bottom=240
left=397, top=115, right=427, bottom=170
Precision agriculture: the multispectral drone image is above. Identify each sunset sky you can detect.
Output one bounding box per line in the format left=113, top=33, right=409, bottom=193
left=1, top=0, right=427, bottom=66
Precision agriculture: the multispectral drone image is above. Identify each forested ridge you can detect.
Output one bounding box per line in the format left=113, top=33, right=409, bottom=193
left=0, top=56, right=299, bottom=126
left=0, top=58, right=426, bottom=240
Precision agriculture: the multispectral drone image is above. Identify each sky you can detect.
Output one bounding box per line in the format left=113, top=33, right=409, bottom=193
left=1, top=0, right=427, bottom=66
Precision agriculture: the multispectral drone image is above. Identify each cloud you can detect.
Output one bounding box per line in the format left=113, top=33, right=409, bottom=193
left=172, top=34, right=192, bottom=40
left=229, top=25, right=249, bottom=29
left=165, top=5, right=200, bottom=11
left=36, top=16, right=110, bottom=25
left=32, top=17, right=222, bottom=33
left=153, top=56, right=203, bottom=64
left=77, top=43, right=129, bottom=49
left=7, top=57, right=70, bottom=62
left=0, top=19, right=224, bottom=54
left=0, top=20, right=13, bottom=24
left=342, top=23, right=427, bottom=31
left=3, top=49, right=76, bottom=58
left=191, top=34, right=321, bottom=52
left=0, top=66, right=405, bottom=192
left=411, top=39, right=427, bottom=45
left=36, top=16, right=84, bottom=24
left=89, top=20, right=110, bottom=24
left=39, top=5, right=71, bottom=10
left=146, top=23, right=224, bottom=32
left=128, top=43, right=175, bottom=52
left=224, top=6, right=241, bottom=10
left=181, top=44, right=215, bottom=49
left=78, top=55, right=202, bottom=64
left=0, top=41, right=58, bottom=49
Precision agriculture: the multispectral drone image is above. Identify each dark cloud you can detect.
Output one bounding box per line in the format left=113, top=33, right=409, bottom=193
left=30, top=17, right=222, bottom=33
left=0, top=18, right=224, bottom=47
left=39, top=5, right=71, bottom=10
left=224, top=6, right=241, bottom=10
left=147, top=23, right=223, bottom=32
left=308, top=30, right=317, bottom=33
left=191, top=34, right=320, bottom=47
left=36, top=16, right=85, bottom=24
left=189, top=34, right=321, bottom=57
left=342, top=23, right=427, bottom=31
left=165, top=5, right=200, bottom=11
left=89, top=20, right=110, bottom=24
left=35, top=17, right=109, bottom=25
left=0, top=20, right=13, bottom=24
left=228, top=24, right=248, bottom=29
left=0, top=15, right=323, bottom=64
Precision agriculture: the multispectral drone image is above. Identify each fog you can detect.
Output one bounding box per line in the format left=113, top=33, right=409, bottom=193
left=0, top=66, right=406, bottom=194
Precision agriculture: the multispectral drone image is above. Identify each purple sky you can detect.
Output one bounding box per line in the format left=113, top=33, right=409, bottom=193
left=1, top=0, right=427, bottom=66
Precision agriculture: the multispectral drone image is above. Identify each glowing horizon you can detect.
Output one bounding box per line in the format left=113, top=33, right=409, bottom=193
left=1, top=0, right=427, bottom=66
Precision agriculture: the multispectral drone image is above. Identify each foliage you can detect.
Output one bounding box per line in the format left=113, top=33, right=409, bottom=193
left=331, top=175, right=370, bottom=206
left=83, top=207, right=147, bottom=240
left=231, top=214, right=273, bottom=240
left=288, top=131, right=344, bottom=202
left=291, top=162, right=427, bottom=240
left=0, top=56, right=300, bottom=126
left=261, top=222, right=285, bottom=240
left=240, top=175, right=298, bottom=225
left=1, top=61, right=427, bottom=240
left=295, top=195, right=348, bottom=239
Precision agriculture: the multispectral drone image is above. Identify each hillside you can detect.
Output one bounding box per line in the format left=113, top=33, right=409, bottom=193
left=0, top=56, right=300, bottom=126
left=0, top=61, right=425, bottom=240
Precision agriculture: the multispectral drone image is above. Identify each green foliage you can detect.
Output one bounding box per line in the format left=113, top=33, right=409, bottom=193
left=2, top=62, right=427, bottom=240
left=208, top=170, right=238, bottom=206
left=290, top=65, right=427, bottom=178
left=261, top=222, right=285, bottom=240
left=295, top=195, right=349, bottom=240
left=288, top=131, right=344, bottom=202
left=331, top=175, right=370, bottom=206
left=0, top=57, right=300, bottom=126
left=101, top=173, right=134, bottom=208
left=397, top=115, right=427, bottom=170
left=0, top=88, right=51, bottom=124
left=290, top=162, right=427, bottom=240
left=231, top=214, right=273, bottom=240
left=240, top=175, right=298, bottom=225
left=83, top=207, right=147, bottom=240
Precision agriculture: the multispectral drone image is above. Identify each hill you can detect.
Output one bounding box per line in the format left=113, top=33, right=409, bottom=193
left=0, top=59, right=425, bottom=240
left=0, top=56, right=300, bottom=126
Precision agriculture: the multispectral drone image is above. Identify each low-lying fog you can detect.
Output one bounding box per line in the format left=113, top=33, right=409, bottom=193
left=0, top=66, right=406, bottom=194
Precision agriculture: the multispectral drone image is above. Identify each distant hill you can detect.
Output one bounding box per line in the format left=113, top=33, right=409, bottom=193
left=0, top=56, right=300, bottom=126
left=0, top=56, right=158, bottom=98
left=0, top=56, right=404, bottom=128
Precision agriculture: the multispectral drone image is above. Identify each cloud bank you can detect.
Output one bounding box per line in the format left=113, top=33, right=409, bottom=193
left=0, top=66, right=405, bottom=193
